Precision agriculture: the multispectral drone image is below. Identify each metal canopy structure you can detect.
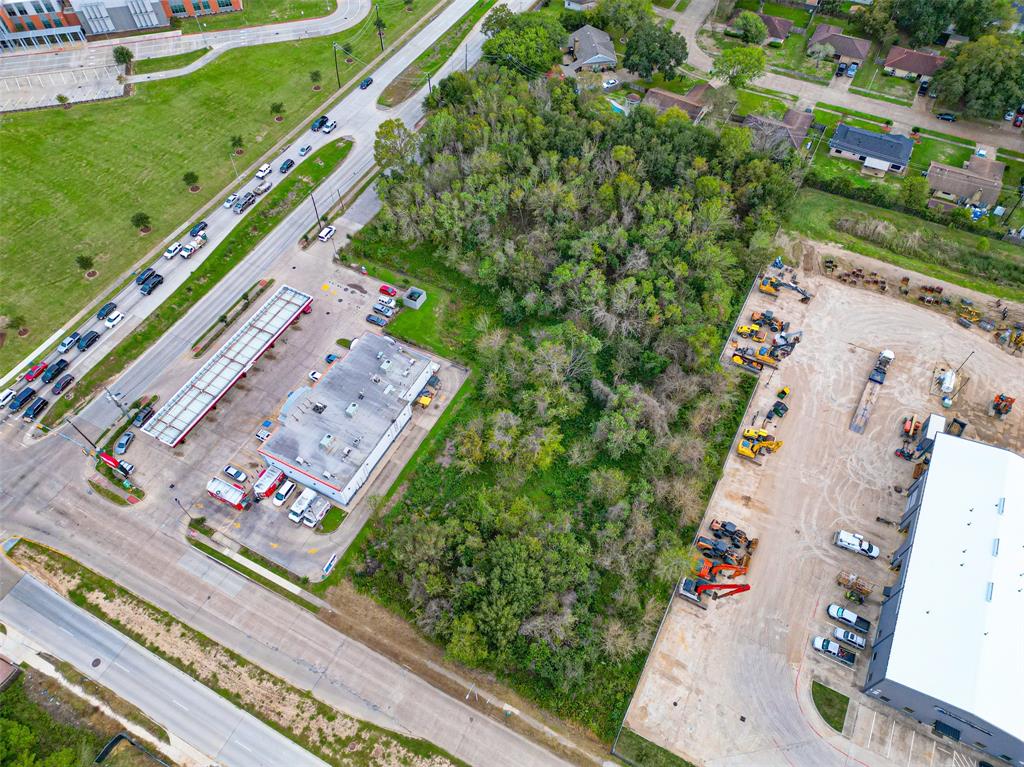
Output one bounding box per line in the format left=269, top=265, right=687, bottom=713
left=143, top=285, right=312, bottom=447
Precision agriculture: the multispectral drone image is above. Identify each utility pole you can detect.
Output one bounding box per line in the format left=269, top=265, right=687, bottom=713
left=374, top=3, right=384, bottom=52
left=65, top=417, right=98, bottom=450
left=427, top=73, right=432, bottom=93
left=332, top=42, right=342, bottom=89
left=464, top=43, right=468, bottom=72
left=310, top=192, right=322, bottom=228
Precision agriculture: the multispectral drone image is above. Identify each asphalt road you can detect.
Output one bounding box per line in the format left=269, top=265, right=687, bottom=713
left=0, top=574, right=328, bottom=767
left=0, top=2, right=573, bottom=764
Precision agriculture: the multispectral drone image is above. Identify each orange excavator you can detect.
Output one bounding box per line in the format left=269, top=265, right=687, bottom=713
left=678, top=578, right=751, bottom=608
left=694, top=559, right=749, bottom=580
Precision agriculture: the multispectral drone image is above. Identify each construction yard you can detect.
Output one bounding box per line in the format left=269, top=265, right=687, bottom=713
left=622, top=241, right=1023, bottom=767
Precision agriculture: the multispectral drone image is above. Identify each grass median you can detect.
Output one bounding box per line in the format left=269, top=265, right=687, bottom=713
left=378, top=0, right=495, bottom=107
left=0, top=0, right=447, bottom=376
left=132, top=46, right=210, bottom=74
left=811, top=681, right=849, bottom=732
left=43, top=140, right=351, bottom=427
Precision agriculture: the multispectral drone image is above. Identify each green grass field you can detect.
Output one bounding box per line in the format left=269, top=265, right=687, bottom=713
left=0, top=0, right=441, bottom=377
left=171, top=0, right=337, bottom=33
left=850, top=46, right=916, bottom=102
left=133, top=46, right=210, bottom=74
left=736, top=89, right=788, bottom=118
left=811, top=682, right=849, bottom=732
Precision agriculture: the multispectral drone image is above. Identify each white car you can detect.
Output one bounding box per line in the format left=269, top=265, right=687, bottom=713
left=603, top=78, right=618, bottom=89
left=271, top=480, right=296, bottom=507
left=833, top=530, right=880, bottom=559
left=180, top=243, right=196, bottom=258
left=322, top=120, right=338, bottom=134
left=223, top=465, right=247, bottom=483
left=298, top=144, right=312, bottom=156
left=308, top=371, right=322, bottom=382
left=223, top=193, right=238, bottom=208
left=104, top=311, right=125, bottom=329
left=377, top=296, right=396, bottom=308
left=317, top=226, right=336, bottom=242
left=0, top=388, right=15, bottom=408
left=163, top=242, right=182, bottom=259
left=255, top=163, right=272, bottom=179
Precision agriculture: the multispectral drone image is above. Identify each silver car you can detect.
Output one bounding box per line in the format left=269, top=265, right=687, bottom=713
left=223, top=465, right=248, bottom=483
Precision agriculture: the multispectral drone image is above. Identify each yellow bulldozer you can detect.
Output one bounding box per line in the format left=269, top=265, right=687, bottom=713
left=736, top=438, right=783, bottom=462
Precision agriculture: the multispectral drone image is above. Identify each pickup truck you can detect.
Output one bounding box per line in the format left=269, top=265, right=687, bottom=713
left=833, top=530, right=880, bottom=558
left=828, top=603, right=871, bottom=633
left=812, top=636, right=856, bottom=666
left=180, top=232, right=208, bottom=259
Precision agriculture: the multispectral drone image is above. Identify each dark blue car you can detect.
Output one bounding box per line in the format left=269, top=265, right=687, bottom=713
left=280, top=158, right=295, bottom=173
left=366, top=314, right=387, bottom=327
left=189, top=221, right=208, bottom=237
left=359, top=77, right=373, bottom=89
left=311, top=115, right=329, bottom=131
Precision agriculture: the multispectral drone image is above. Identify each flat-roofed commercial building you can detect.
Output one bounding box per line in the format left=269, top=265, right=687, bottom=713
left=258, top=333, right=438, bottom=507
left=864, top=433, right=1024, bottom=766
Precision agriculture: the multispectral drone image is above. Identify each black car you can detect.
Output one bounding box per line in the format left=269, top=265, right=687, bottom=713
left=280, top=158, right=295, bottom=173
left=836, top=62, right=847, bottom=77
left=77, top=330, right=101, bottom=351
left=936, top=112, right=957, bottom=122
left=97, top=301, right=117, bottom=320
left=133, top=405, right=154, bottom=427
left=189, top=221, right=208, bottom=237
left=311, top=115, right=329, bottom=131
left=40, top=358, right=68, bottom=384
left=140, top=273, right=164, bottom=295
left=359, top=77, right=373, bottom=89
left=917, top=81, right=929, bottom=96
left=52, top=373, right=75, bottom=395
left=23, top=397, right=48, bottom=421
left=8, top=387, right=36, bottom=412
left=135, top=267, right=156, bottom=285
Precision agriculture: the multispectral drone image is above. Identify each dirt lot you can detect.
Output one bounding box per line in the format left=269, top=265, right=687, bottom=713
left=108, top=245, right=467, bottom=579
left=623, top=245, right=1022, bottom=767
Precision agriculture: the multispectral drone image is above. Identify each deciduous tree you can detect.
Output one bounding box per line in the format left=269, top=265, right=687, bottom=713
left=623, top=20, right=688, bottom=79
left=931, top=33, right=1024, bottom=118
left=711, top=45, right=766, bottom=88
left=734, top=10, right=767, bottom=44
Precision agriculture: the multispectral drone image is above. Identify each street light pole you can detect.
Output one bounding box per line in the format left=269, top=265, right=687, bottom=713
left=310, top=192, right=322, bottom=228
left=332, top=42, right=341, bottom=89
left=103, top=386, right=130, bottom=418
left=374, top=3, right=384, bottom=52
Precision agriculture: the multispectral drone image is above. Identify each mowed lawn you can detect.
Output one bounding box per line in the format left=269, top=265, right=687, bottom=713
left=171, top=0, right=337, bottom=33
left=0, top=0, right=438, bottom=376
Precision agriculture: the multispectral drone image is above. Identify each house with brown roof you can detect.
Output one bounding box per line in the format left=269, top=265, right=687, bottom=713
left=758, top=13, right=794, bottom=45
left=807, top=24, right=870, bottom=64
left=927, top=156, right=1007, bottom=210
left=743, top=109, right=814, bottom=152
left=641, top=83, right=714, bottom=122
left=884, top=46, right=947, bottom=83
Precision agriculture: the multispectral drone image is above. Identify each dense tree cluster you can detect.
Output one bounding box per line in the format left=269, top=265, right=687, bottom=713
left=363, top=67, right=794, bottom=735
left=854, top=0, right=1017, bottom=46
left=931, top=33, right=1024, bottom=118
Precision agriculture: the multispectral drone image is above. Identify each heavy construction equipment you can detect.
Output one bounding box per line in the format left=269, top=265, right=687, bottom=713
left=750, top=310, right=788, bottom=332
left=731, top=351, right=764, bottom=374
left=709, top=518, right=745, bottom=542
left=991, top=393, right=1015, bottom=418
left=737, top=323, right=761, bottom=338
left=694, top=558, right=749, bottom=580
left=742, top=428, right=773, bottom=440
left=901, top=415, right=921, bottom=438
left=958, top=305, right=981, bottom=324
left=752, top=346, right=781, bottom=368
left=678, top=578, right=751, bottom=608
left=777, top=386, right=790, bottom=400
left=736, top=438, right=783, bottom=463
left=759, top=276, right=781, bottom=297
left=850, top=350, right=895, bottom=434
left=696, top=536, right=740, bottom=564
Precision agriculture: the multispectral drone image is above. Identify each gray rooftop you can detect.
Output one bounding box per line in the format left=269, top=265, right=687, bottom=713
left=259, top=333, right=435, bottom=491
left=569, top=24, right=616, bottom=66
left=829, top=124, right=914, bottom=166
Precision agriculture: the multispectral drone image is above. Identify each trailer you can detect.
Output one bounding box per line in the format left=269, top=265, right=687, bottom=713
left=850, top=350, right=895, bottom=434
left=207, top=477, right=250, bottom=510
left=252, top=467, right=285, bottom=499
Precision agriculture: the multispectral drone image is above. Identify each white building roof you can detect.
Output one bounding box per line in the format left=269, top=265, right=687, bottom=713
left=143, top=285, right=312, bottom=446
left=887, top=433, right=1024, bottom=738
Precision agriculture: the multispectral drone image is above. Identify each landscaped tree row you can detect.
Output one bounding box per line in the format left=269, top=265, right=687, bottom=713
left=357, top=65, right=793, bottom=738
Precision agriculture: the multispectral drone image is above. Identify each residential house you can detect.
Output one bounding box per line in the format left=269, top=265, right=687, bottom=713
left=807, top=24, right=870, bottom=64
left=743, top=109, right=814, bottom=153
left=563, top=0, right=596, bottom=11
left=567, top=24, right=616, bottom=72
left=883, top=46, right=946, bottom=83
left=758, top=13, right=793, bottom=45
left=828, top=123, right=914, bottom=176
left=926, top=156, right=1007, bottom=210
left=641, top=83, right=714, bottom=122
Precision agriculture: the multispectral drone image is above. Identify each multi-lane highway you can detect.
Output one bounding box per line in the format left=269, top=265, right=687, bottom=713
left=0, top=574, right=329, bottom=767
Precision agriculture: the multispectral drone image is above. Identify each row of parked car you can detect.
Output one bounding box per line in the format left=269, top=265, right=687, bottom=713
left=366, top=284, right=399, bottom=328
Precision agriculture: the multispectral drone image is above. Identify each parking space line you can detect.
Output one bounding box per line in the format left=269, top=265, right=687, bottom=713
left=907, top=730, right=914, bottom=767
left=929, top=739, right=936, bottom=766
left=886, top=719, right=896, bottom=758
left=868, top=709, right=876, bottom=748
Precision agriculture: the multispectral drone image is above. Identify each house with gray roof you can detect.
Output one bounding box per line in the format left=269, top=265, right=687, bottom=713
left=808, top=24, right=870, bottom=63
left=828, top=124, right=914, bottom=176
left=567, top=24, right=617, bottom=72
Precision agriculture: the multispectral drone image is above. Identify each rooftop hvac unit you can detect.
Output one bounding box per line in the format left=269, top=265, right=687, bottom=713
left=384, top=384, right=395, bottom=396
left=358, top=390, right=365, bottom=400
left=296, top=456, right=306, bottom=465
left=312, top=402, right=327, bottom=414
left=376, top=351, right=384, bottom=360
left=380, top=359, right=393, bottom=372
left=343, top=447, right=352, bottom=457
left=353, top=436, right=362, bottom=446
left=323, top=471, right=335, bottom=480
left=345, top=402, right=359, bottom=417
left=371, top=375, right=382, bottom=384
left=319, top=433, right=335, bottom=450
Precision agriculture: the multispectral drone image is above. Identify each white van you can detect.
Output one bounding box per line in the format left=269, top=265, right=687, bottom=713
left=255, top=163, right=272, bottom=179
left=272, top=480, right=296, bottom=507
left=288, top=487, right=318, bottom=523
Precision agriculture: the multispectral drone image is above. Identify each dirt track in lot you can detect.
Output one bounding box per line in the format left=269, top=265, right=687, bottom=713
left=624, top=240, right=1022, bottom=767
